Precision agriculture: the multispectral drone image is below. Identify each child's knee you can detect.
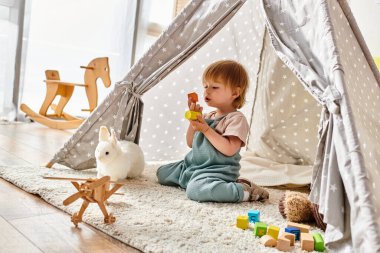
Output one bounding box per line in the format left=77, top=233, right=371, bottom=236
left=186, top=180, right=205, bottom=201
left=156, top=166, right=180, bottom=186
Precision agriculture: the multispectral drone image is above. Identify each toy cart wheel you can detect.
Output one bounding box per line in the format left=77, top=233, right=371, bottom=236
left=71, top=212, right=82, bottom=226
left=104, top=214, right=116, bottom=224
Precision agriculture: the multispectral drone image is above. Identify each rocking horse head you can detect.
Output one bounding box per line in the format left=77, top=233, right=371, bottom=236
left=82, top=57, right=112, bottom=112
left=86, top=57, right=111, bottom=88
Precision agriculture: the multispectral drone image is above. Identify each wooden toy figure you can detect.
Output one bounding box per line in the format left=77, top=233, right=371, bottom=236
left=44, top=175, right=126, bottom=226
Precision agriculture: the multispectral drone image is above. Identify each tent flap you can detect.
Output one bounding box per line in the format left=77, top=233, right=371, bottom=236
left=48, top=0, right=247, bottom=169
left=262, top=0, right=380, bottom=251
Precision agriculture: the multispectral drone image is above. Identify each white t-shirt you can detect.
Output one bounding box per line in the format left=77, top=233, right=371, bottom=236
left=204, top=111, right=250, bottom=147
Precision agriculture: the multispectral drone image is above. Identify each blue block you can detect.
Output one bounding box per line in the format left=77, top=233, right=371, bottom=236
left=248, top=209, right=260, bottom=223
left=285, top=227, right=300, bottom=241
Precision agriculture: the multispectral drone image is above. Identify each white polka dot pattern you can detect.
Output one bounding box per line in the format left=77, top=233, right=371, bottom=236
left=329, top=1, right=380, bottom=216
left=246, top=32, right=321, bottom=165
left=140, top=1, right=265, bottom=161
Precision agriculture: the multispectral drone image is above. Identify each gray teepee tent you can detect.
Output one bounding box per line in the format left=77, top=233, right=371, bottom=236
left=47, top=0, right=380, bottom=252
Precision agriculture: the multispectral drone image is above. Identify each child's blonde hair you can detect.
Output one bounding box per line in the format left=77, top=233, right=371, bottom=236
left=202, top=60, right=249, bottom=109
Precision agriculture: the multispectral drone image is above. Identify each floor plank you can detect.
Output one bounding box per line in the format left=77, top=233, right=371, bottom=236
left=10, top=213, right=140, bottom=253
left=0, top=148, right=31, bottom=166
left=0, top=135, right=53, bottom=165
left=0, top=122, right=141, bottom=252
left=0, top=216, right=43, bottom=253
left=0, top=179, right=59, bottom=221
left=0, top=124, right=73, bottom=157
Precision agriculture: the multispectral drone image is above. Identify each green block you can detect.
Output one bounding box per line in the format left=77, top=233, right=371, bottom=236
left=313, top=233, right=325, bottom=252
left=254, top=222, right=267, bottom=237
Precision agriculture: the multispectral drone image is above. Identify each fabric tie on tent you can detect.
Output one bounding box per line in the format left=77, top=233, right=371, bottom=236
left=120, top=81, right=142, bottom=98
left=321, top=86, right=341, bottom=114
left=113, top=81, right=143, bottom=142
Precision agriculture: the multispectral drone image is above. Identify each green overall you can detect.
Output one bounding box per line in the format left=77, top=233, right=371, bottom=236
left=156, top=117, right=244, bottom=202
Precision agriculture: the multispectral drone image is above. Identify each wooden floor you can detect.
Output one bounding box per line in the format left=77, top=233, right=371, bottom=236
left=0, top=122, right=141, bottom=253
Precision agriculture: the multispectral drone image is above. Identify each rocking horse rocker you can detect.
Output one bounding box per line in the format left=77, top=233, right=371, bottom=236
left=20, top=57, right=111, bottom=129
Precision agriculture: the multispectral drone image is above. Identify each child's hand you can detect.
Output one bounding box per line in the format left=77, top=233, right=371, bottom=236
left=190, top=114, right=210, bottom=133
left=187, top=99, right=208, bottom=132
left=188, top=98, right=203, bottom=113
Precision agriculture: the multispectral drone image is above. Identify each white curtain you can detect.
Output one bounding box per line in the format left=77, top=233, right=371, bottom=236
left=18, top=0, right=138, bottom=118
left=0, top=0, right=24, bottom=120
left=134, top=0, right=175, bottom=61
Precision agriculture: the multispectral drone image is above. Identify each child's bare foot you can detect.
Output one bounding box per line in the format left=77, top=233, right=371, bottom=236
left=237, top=178, right=269, bottom=201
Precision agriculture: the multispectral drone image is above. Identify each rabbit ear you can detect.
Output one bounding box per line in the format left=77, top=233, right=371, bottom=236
left=99, top=126, right=110, bottom=141
left=110, top=129, right=117, bottom=145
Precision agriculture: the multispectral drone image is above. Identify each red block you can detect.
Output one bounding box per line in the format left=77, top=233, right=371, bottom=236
left=188, top=92, right=198, bottom=103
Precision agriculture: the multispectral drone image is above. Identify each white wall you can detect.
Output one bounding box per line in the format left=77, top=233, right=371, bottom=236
left=19, top=0, right=135, bottom=118
left=350, top=0, right=380, bottom=56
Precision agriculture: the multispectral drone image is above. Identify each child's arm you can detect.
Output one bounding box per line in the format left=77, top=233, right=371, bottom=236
left=192, top=114, right=242, bottom=156
left=186, top=124, right=196, bottom=148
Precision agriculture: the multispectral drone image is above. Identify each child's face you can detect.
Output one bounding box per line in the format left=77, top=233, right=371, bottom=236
left=203, top=79, right=238, bottom=109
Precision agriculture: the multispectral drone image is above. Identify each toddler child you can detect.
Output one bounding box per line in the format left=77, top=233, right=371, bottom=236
left=156, top=60, right=269, bottom=203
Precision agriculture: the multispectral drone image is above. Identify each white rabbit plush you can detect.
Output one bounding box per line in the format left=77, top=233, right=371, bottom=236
left=95, top=126, right=145, bottom=181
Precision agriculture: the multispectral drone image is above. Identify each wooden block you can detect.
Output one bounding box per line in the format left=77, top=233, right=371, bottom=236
left=185, top=110, right=201, bottom=120
left=236, top=215, right=249, bottom=229
left=277, top=236, right=292, bottom=252
left=301, top=232, right=314, bottom=252
left=187, top=92, right=198, bottom=103
left=260, top=235, right=277, bottom=247
left=254, top=222, right=267, bottom=237
left=282, top=232, right=295, bottom=246
left=267, top=225, right=280, bottom=240
left=313, top=233, right=325, bottom=252
left=285, top=226, right=300, bottom=240
left=287, top=221, right=310, bottom=233
left=248, top=209, right=260, bottom=223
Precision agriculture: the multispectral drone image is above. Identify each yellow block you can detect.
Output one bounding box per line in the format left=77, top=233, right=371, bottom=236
left=267, top=225, right=280, bottom=240
left=185, top=110, right=201, bottom=120
left=374, top=57, right=380, bottom=70
left=236, top=215, right=249, bottom=230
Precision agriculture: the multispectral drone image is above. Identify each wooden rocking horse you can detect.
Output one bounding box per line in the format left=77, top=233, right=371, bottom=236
left=20, top=57, right=111, bottom=129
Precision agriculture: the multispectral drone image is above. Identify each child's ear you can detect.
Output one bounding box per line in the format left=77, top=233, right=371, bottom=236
left=232, top=87, right=240, bottom=99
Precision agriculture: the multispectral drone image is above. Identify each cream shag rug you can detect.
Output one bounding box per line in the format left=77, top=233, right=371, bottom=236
left=0, top=164, right=324, bottom=253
